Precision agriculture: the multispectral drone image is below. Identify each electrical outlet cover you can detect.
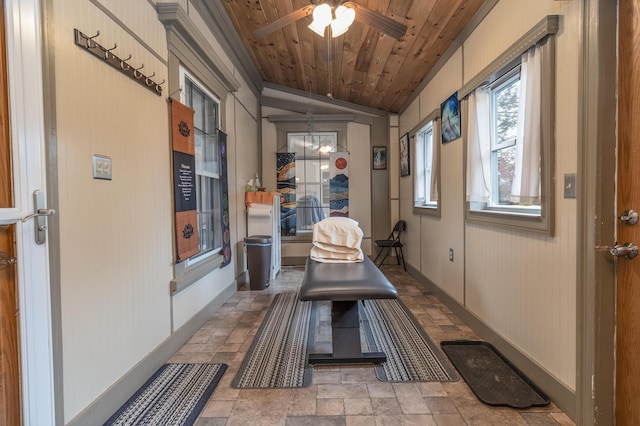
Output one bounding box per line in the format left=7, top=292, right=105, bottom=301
left=93, top=155, right=112, bottom=180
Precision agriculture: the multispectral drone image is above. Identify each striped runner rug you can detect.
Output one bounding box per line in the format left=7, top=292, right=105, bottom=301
left=360, top=299, right=459, bottom=382
left=231, top=292, right=313, bottom=388
left=104, top=363, right=226, bottom=426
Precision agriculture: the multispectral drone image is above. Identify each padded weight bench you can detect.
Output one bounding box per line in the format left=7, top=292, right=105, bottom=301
left=299, top=256, right=398, bottom=365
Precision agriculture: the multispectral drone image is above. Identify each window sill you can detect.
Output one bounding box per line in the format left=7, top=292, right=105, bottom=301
left=466, top=204, right=553, bottom=236
left=171, top=253, right=224, bottom=294
left=413, top=204, right=440, bottom=218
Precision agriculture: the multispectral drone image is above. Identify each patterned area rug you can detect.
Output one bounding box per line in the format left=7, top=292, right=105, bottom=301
left=360, top=299, right=459, bottom=382
left=104, top=363, right=227, bottom=426
left=231, top=292, right=314, bottom=388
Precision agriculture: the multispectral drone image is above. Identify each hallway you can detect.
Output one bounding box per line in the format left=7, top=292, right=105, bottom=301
left=167, top=266, right=574, bottom=425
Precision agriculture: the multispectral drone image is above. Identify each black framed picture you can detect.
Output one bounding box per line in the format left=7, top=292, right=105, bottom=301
left=400, top=133, right=410, bottom=177
left=441, top=92, right=461, bottom=143
left=373, top=146, right=387, bottom=170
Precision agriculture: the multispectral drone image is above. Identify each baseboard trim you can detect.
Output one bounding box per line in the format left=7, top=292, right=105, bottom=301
left=406, top=263, right=576, bottom=420
left=282, top=256, right=307, bottom=266
left=65, top=280, right=237, bottom=426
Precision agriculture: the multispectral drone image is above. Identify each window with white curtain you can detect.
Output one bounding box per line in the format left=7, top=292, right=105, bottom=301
left=465, top=31, right=555, bottom=235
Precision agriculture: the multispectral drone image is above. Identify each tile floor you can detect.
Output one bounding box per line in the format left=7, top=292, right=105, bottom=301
left=169, top=265, right=575, bottom=426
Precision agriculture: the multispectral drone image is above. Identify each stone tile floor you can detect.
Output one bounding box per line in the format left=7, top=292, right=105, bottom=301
left=169, top=265, right=575, bottom=426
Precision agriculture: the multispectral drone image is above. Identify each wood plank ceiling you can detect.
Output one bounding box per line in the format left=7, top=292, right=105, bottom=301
left=220, top=0, right=487, bottom=113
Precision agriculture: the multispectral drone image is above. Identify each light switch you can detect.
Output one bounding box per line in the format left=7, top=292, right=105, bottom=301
left=93, top=155, right=112, bottom=180
left=564, top=173, right=576, bottom=199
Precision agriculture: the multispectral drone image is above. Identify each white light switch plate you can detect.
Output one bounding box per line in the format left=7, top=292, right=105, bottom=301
left=93, top=155, right=112, bottom=180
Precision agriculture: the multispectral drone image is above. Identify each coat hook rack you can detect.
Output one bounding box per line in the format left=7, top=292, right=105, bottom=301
left=74, top=29, right=163, bottom=96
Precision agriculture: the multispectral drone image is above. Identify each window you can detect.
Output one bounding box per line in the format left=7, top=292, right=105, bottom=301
left=287, top=131, right=337, bottom=232
left=183, top=70, right=222, bottom=259
left=415, top=123, right=435, bottom=207
left=412, top=109, right=440, bottom=216
left=490, top=67, right=526, bottom=208
left=465, top=32, right=555, bottom=235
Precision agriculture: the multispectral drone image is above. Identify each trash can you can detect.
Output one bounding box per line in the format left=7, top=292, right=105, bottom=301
left=245, top=235, right=272, bottom=290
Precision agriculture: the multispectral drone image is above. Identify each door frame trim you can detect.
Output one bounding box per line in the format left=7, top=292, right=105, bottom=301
left=576, top=0, right=617, bottom=424
left=3, top=0, right=56, bottom=423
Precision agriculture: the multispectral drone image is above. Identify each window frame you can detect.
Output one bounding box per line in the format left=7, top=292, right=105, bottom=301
left=412, top=108, right=441, bottom=218
left=159, top=3, right=241, bottom=292
left=462, top=16, right=557, bottom=236
left=181, top=68, right=222, bottom=263
left=286, top=131, right=337, bottom=233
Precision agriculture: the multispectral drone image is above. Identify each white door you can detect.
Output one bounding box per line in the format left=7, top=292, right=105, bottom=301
left=0, top=0, right=55, bottom=424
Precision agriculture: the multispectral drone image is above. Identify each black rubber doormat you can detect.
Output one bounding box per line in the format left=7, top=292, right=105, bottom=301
left=441, top=340, right=550, bottom=408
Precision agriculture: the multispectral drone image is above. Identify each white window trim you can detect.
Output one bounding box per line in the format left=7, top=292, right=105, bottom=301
left=412, top=108, right=441, bottom=218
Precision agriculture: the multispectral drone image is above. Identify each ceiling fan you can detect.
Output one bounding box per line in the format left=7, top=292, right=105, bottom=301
left=254, top=1, right=407, bottom=40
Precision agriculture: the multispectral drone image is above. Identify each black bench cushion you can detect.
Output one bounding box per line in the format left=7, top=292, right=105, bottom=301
left=299, top=256, right=398, bottom=301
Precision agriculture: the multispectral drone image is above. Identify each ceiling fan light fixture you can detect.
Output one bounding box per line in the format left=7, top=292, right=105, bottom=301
left=331, top=5, right=355, bottom=37
left=308, top=20, right=327, bottom=36
left=312, top=4, right=332, bottom=25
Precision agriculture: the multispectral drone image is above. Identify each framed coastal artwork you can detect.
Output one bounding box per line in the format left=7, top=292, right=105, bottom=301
left=441, top=92, right=461, bottom=143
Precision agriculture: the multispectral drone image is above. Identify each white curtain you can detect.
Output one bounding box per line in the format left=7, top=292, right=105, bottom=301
left=466, top=87, right=492, bottom=202
left=414, top=133, right=425, bottom=204
left=511, top=45, right=542, bottom=204
left=430, top=118, right=440, bottom=201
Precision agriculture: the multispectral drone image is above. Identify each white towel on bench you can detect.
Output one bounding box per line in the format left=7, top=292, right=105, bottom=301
left=310, top=217, right=364, bottom=263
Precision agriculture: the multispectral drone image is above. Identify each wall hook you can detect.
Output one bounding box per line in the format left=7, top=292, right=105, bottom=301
left=145, top=72, right=156, bottom=86
left=155, top=79, right=165, bottom=93
left=74, top=29, right=161, bottom=97
left=102, top=43, right=117, bottom=60
left=85, top=30, right=100, bottom=49
left=133, top=64, right=145, bottom=79
left=120, top=54, right=132, bottom=70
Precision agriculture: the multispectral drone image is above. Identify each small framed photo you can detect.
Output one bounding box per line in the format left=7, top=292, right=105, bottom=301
left=441, top=92, right=461, bottom=143
left=399, top=133, right=410, bottom=177
left=372, top=146, right=387, bottom=170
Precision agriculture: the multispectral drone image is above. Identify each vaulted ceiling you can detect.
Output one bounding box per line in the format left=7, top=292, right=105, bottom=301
left=218, top=0, right=489, bottom=113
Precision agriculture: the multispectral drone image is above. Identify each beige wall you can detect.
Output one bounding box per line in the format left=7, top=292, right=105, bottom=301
left=51, top=0, right=258, bottom=421
left=398, top=0, right=581, bottom=392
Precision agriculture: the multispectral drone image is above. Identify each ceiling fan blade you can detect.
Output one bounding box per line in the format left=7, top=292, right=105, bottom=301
left=254, top=5, right=315, bottom=38
left=344, top=2, right=407, bottom=40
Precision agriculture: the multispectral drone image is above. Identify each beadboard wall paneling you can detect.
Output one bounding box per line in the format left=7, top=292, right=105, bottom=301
left=91, top=0, right=168, bottom=60
left=53, top=0, right=258, bottom=421
left=347, top=122, right=372, bottom=241
left=399, top=0, right=581, bottom=392
left=54, top=0, right=173, bottom=419
left=416, top=49, right=464, bottom=303
left=397, top=98, right=419, bottom=267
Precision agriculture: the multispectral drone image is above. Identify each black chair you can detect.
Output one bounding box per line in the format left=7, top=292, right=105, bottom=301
left=373, top=220, right=406, bottom=271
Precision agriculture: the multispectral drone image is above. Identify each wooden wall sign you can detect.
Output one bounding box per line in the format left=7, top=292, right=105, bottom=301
left=171, top=99, right=200, bottom=261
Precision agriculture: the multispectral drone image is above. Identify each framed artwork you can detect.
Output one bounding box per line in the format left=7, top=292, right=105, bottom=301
left=441, top=91, right=461, bottom=143
left=400, top=133, right=410, bottom=177
left=372, top=146, right=387, bottom=170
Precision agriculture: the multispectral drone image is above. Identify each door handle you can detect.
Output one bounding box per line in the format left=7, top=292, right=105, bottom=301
left=20, top=190, right=55, bottom=245
left=620, top=209, right=638, bottom=225
left=609, top=243, right=638, bottom=259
